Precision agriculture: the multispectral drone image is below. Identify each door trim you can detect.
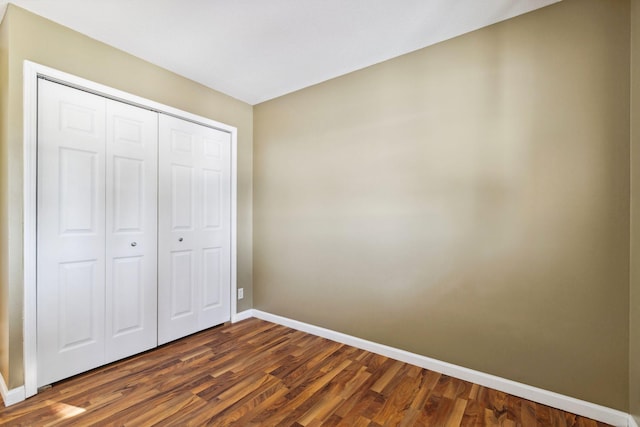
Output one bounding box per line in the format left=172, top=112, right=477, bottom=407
left=23, top=60, right=239, bottom=398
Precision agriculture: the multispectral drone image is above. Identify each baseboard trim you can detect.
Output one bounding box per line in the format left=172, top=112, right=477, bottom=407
left=231, top=309, right=254, bottom=323
left=251, top=309, right=629, bottom=427
left=0, top=373, right=25, bottom=407
left=630, top=415, right=639, bottom=427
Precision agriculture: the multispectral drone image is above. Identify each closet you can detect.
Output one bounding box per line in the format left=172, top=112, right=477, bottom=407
left=36, top=78, right=231, bottom=387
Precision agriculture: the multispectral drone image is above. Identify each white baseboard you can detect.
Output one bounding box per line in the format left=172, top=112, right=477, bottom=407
left=0, top=372, right=25, bottom=407
left=231, top=309, right=254, bottom=323
left=251, top=309, right=629, bottom=427
left=1, top=307, right=631, bottom=424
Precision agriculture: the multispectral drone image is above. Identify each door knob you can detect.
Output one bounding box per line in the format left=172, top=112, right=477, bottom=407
left=178, top=237, right=184, bottom=242
left=131, top=242, right=137, bottom=247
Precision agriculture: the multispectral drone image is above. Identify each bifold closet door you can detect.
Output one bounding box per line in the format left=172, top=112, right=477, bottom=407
left=37, top=79, right=106, bottom=387
left=104, top=100, right=158, bottom=363
left=158, top=114, right=231, bottom=345
left=37, top=79, right=158, bottom=386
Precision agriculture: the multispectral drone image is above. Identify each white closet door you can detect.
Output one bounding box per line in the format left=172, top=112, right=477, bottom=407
left=37, top=80, right=159, bottom=386
left=158, top=115, right=231, bottom=345
left=37, top=79, right=107, bottom=386
left=105, top=100, right=158, bottom=362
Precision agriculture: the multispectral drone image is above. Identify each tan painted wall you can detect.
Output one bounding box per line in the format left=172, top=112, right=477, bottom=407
left=631, top=0, right=640, bottom=421
left=254, top=0, right=630, bottom=410
left=0, top=5, right=253, bottom=390
left=0, top=9, right=9, bottom=386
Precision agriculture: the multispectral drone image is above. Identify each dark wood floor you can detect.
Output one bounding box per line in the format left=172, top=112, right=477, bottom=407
left=0, top=318, right=610, bottom=426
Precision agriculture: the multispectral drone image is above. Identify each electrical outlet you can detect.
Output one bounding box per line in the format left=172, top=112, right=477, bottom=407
left=238, top=288, right=244, bottom=300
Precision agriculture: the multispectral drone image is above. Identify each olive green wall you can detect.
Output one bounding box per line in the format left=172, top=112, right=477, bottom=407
left=0, top=9, right=9, bottom=387
left=0, top=5, right=253, bottom=390
left=631, top=0, right=640, bottom=421
left=254, top=0, right=630, bottom=410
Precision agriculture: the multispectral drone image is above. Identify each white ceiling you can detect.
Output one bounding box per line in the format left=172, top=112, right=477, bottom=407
left=0, top=0, right=560, bottom=105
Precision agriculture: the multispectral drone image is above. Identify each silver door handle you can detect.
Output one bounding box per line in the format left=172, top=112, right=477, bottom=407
left=131, top=242, right=137, bottom=247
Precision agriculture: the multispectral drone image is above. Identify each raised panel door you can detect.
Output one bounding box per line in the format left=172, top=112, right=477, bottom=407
left=105, top=100, right=158, bottom=362
left=199, top=130, right=231, bottom=330
left=158, top=115, right=231, bottom=344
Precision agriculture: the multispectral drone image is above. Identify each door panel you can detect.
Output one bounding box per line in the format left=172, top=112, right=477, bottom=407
left=37, top=79, right=107, bottom=387
left=171, top=165, right=195, bottom=230
left=59, top=101, right=100, bottom=136
left=112, top=156, right=144, bottom=232
left=170, top=250, right=196, bottom=318
left=111, top=256, right=144, bottom=336
left=158, top=115, right=231, bottom=344
left=203, top=170, right=222, bottom=228
left=59, top=148, right=99, bottom=233
left=57, top=260, right=101, bottom=350
left=203, top=248, right=222, bottom=308
left=105, top=100, right=158, bottom=363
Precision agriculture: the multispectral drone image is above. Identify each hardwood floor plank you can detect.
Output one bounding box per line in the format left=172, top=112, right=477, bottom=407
left=0, top=318, right=613, bottom=427
left=445, top=397, right=468, bottom=427
left=431, top=373, right=454, bottom=398
left=549, top=406, right=570, bottom=427
left=483, top=407, right=502, bottom=427
left=296, top=394, right=343, bottom=425
left=339, top=365, right=372, bottom=400
left=271, top=359, right=353, bottom=426
left=333, top=382, right=378, bottom=421
left=417, top=393, right=446, bottom=425
left=433, top=396, right=459, bottom=426
left=102, top=390, right=200, bottom=426
left=521, top=399, right=538, bottom=426
left=370, top=359, right=404, bottom=394
left=536, top=402, right=554, bottom=427
left=409, top=369, right=442, bottom=410
left=371, top=371, right=421, bottom=426
left=459, top=399, right=484, bottom=427
left=219, top=383, right=290, bottom=426
left=336, top=357, right=402, bottom=419
left=504, top=393, right=523, bottom=426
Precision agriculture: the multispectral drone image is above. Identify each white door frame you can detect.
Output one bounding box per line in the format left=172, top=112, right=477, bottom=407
left=23, top=60, right=239, bottom=398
